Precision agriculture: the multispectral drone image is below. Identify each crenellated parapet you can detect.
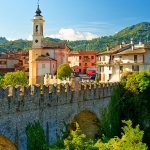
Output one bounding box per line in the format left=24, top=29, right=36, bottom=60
left=0, top=82, right=119, bottom=116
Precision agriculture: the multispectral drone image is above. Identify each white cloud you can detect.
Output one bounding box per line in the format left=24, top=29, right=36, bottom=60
left=7, top=37, right=17, bottom=41
left=48, top=28, right=98, bottom=41
left=28, top=35, right=32, bottom=41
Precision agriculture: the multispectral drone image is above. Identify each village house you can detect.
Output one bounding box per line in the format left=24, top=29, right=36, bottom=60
left=96, top=40, right=150, bottom=82
left=14, top=51, right=29, bottom=75
left=68, top=51, right=97, bottom=74
left=0, top=51, right=19, bottom=73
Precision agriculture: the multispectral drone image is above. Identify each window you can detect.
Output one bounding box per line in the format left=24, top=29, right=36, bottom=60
left=112, top=56, right=114, bottom=60
left=42, top=64, right=45, bottom=68
left=99, top=56, right=101, bottom=61
left=120, top=66, right=123, bottom=72
left=91, top=56, right=94, bottom=59
left=0, top=61, right=6, bottom=65
left=79, top=63, right=81, bottom=66
left=132, top=65, right=139, bottom=71
left=79, top=69, right=81, bottom=72
left=100, top=66, right=104, bottom=72
left=83, top=56, right=89, bottom=61
left=134, top=55, right=137, bottom=62
left=109, top=74, right=111, bottom=80
left=46, top=53, right=50, bottom=56
left=102, top=56, right=105, bottom=61
left=85, top=63, right=87, bottom=66
left=53, top=64, right=55, bottom=68
left=79, top=56, right=81, bottom=60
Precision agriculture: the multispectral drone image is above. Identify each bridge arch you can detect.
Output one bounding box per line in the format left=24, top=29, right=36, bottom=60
left=68, top=110, right=100, bottom=139
left=0, top=134, right=17, bottom=150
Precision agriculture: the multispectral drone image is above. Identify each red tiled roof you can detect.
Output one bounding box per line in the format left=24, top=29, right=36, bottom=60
left=79, top=51, right=97, bottom=55
left=36, top=55, right=57, bottom=61
left=116, top=48, right=146, bottom=55
left=42, top=41, right=66, bottom=49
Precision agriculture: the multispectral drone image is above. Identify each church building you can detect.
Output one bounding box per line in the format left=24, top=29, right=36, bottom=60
left=29, top=5, right=70, bottom=85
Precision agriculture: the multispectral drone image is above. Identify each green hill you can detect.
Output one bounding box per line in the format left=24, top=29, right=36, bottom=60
left=0, top=22, right=149, bottom=52
left=68, top=22, right=150, bottom=51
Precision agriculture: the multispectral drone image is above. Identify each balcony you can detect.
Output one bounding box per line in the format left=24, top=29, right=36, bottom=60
left=96, top=61, right=110, bottom=66
left=112, top=59, right=144, bottom=65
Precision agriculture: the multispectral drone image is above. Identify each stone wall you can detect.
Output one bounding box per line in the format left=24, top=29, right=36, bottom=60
left=0, top=82, right=118, bottom=150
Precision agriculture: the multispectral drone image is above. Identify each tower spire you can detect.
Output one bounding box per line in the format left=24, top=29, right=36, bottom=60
left=35, top=0, right=42, bottom=16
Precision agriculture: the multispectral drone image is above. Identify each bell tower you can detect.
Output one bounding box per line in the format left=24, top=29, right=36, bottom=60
left=32, top=4, right=45, bottom=48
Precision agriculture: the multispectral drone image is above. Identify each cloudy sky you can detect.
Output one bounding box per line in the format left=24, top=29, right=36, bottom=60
left=0, top=0, right=149, bottom=41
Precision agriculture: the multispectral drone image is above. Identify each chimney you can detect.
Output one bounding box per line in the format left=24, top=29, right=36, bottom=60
left=122, top=41, right=126, bottom=45
left=132, top=45, right=134, bottom=50
left=120, top=43, right=123, bottom=48
left=130, top=38, right=134, bottom=50
left=130, top=38, right=134, bottom=45
left=139, top=39, right=142, bottom=45
left=106, top=46, right=110, bottom=51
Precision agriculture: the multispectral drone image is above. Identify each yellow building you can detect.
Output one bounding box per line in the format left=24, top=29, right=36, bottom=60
left=29, top=5, right=70, bottom=85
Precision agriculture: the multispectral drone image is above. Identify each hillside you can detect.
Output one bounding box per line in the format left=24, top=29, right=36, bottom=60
left=0, top=22, right=149, bottom=52
left=68, top=22, right=150, bottom=51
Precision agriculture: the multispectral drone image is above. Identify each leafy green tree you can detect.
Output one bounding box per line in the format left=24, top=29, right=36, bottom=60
left=57, top=64, right=72, bottom=80
left=120, top=71, right=150, bottom=147
left=26, top=122, right=46, bottom=150
left=0, top=73, right=4, bottom=86
left=64, top=123, right=97, bottom=150
left=123, top=71, right=150, bottom=94
left=100, top=87, right=121, bottom=140
left=95, top=120, right=148, bottom=150
left=2, top=71, right=28, bottom=86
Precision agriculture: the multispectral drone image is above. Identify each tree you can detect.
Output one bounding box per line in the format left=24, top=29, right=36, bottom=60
left=95, top=120, right=148, bottom=150
left=64, top=123, right=96, bottom=150
left=123, top=71, right=150, bottom=94
left=26, top=122, right=46, bottom=150
left=2, top=71, right=28, bottom=86
left=100, top=87, right=121, bottom=140
left=57, top=64, right=72, bottom=80
left=120, top=71, right=150, bottom=147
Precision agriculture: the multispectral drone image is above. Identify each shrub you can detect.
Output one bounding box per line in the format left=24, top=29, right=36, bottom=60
left=57, top=64, right=72, bottom=80
left=2, top=70, right=28, bottom=86
left=26, top=122, right=46, bottom=150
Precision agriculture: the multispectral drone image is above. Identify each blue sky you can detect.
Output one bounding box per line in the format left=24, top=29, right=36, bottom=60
left=0, top=0, right=149, bottom=41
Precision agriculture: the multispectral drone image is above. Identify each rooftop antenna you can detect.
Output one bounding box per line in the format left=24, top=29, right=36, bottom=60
left=37, top=0, right=40, bottom=5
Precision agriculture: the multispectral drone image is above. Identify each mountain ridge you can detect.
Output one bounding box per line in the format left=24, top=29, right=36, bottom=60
left=0, top=22, right=149, bottom=52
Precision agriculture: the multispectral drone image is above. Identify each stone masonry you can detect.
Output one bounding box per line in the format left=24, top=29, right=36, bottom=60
left=0, top=82, right=118, bottom=150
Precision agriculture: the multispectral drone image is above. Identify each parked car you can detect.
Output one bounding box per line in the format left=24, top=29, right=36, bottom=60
left=90, top=74, right=96, bottom=80
left=73, top=71, right=80, bottom=77
left=86, top=68, right=96, bottom=76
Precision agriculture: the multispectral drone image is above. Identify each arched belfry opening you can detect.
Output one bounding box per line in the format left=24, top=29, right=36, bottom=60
left=0, top=134, right=17, bottom=150
left=69, top=110, right=100, bottom=139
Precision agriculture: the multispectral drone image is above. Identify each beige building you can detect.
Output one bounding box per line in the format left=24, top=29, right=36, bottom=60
left=96, top=41, right=150, bottom=82
left=68, top=51, right=80, bottom=68
left=0, top=52, right=19, bottom=72
left=29, top=5, right=70, bottom=85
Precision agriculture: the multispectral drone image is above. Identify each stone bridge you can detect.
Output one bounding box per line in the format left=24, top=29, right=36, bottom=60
left=0, top=82, right=118, bottom=150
